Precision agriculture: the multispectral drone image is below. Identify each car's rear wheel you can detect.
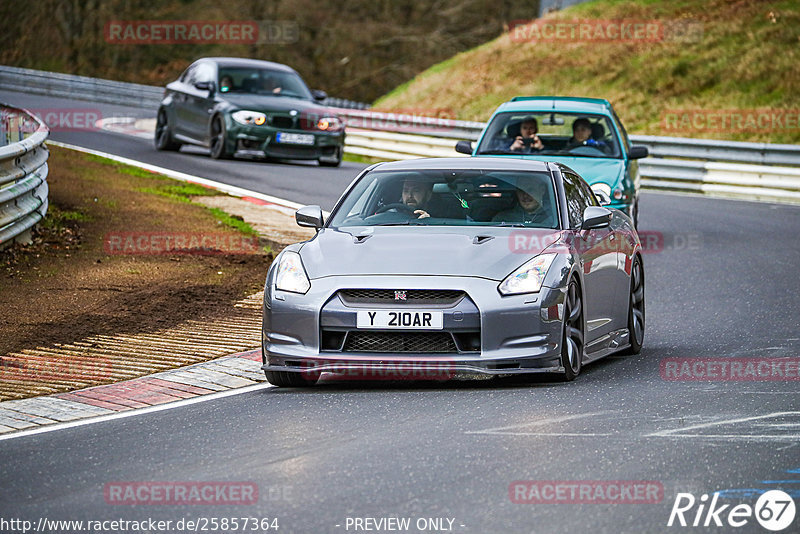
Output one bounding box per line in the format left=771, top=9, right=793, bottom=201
left=560, top=279, right=584, bottom=381
left=319, top=146, right=343, bottom=167
left=264, top=370, right=319, bottom=387
left=209, top=116, right=231, bottom=159
left=154, top=110, right=181, bottom=151
left=622, top=256, right=645, bottom=354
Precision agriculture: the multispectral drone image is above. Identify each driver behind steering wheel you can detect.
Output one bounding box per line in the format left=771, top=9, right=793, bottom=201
left=401, top=179, right=433, bottom=219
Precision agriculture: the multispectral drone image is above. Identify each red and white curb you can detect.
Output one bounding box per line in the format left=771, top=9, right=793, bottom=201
left=0, top=349, right=271, bottom=439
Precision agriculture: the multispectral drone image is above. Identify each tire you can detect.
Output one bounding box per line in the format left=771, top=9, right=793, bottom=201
left=209, top=116, right=232, bottom=160
left=560, top=278, right=584, bottom=381
left=319, top=146, right=343, bottom=167
left=264, top=370, right=319, bottom=387
left=622, top=255, right=645, bottom=354
left=154, top=110, right=181, bottom=151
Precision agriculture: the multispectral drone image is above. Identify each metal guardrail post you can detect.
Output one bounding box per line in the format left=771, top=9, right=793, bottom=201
left=0, top=102, right=50, bottom=249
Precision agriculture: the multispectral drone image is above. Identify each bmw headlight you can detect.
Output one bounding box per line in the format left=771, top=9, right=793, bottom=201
left=316, top=116, right=344, bottom=132
left=232, top=110, right=267, bottom=126
left=591, top=183, right=612, bottom=205
left=274, top=251, right=310, bottom=294
left=498, top=254, right=556, bottom=296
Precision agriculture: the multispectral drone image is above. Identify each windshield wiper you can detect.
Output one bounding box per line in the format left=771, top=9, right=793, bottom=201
left=476, top=150, right=514, bottom=155
left=372, top=221, right=411, bottom=226
left=494, top=223, right=527, bottom=227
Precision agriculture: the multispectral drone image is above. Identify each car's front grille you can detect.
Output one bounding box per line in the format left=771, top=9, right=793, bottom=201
left=343, top=332, right=458, bottom=353
left=339, top=289, right=464, bottom=306
left=271, top=116, right=295, bottom=129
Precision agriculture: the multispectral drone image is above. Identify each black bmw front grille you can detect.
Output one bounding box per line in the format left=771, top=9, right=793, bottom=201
left=343, top=332, right=458, bottom=353
left=339, top=289, right=464, bottom=306
left=271, top=116, right=295, bottom=129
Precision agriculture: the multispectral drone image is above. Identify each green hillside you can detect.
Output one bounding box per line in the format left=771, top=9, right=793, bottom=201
left=373, top=0, right=800, bottom=144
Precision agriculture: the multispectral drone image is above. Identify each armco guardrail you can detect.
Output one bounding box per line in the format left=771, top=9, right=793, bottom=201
left=0, top=65, right=370, bottom=111
left=0, top=103, right=49, bottom=248
left=3, top=65, right=799, bottom=204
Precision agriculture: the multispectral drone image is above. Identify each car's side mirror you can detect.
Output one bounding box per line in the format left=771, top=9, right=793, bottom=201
left=311, top=90, right=328, bottom=102
left=455, top=140, right=473, bottom=155
left=194, top=81, right=215, bottom=95
left=593, top=190, right=611, bottom=206
left=628, top=145, right=649, bottom=159
left=581, top=206, right=612, bottom=230
left=296, top=205, right=324, bottom=229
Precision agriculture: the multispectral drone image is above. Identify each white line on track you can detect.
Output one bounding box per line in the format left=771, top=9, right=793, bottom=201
left=645, top=411, right=800, bottom=439
left=0, top=383, right=274, bottom=443
left=465, top=412, right=611, bottom=435
left=46, top=140, right=307, bottom=211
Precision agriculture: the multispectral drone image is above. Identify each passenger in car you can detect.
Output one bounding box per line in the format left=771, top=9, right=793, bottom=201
left=491, top=176, right=554, bottom=226
left=219, top=75, right=234, bottom=93
left=492, top=117, right=544, bottom=152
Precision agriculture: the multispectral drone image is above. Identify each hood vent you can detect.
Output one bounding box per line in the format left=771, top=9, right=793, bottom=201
left=473, top=235, right=494, bottom=245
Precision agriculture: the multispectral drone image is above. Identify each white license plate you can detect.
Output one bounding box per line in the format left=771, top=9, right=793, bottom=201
left=356, top=310, right=443, bottom=330
left=275, top=132, right=315, bottom=145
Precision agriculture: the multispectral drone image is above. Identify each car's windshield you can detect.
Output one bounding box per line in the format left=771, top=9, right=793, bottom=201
left=476, top=112, right=622, bottom=159
left=328, top=169, right=559, bottom=229
left=217, top=67, right=313, bottom=100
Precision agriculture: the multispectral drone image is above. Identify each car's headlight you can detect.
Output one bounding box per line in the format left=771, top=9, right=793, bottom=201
left=274, top=251, right=310, bottom=294
left=232, top=110, right=267, bottom=126
left=498, top=254, right=556, bottom=296
left=316, top=116, right=344, bottom=132
left=591, top=183, right=612, bottom=205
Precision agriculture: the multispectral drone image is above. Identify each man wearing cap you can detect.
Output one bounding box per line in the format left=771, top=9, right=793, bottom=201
left=492, top=176, right=554, bottom=226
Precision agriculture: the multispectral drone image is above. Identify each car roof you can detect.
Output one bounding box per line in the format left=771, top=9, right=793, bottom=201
left=496, top=96, right=612, bottom=115
left=370, top=157, right=554, bottom=173
left=196, top=57, right=297, bottom=73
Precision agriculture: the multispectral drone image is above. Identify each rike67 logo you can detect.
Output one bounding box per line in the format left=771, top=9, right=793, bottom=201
left=668, top=490, right=796, bottom=531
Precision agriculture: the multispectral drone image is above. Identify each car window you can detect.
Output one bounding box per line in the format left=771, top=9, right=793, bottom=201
left=181, top=65, right=197, bottom=85
left=561, top=172, right=587, bottom=230
left=572, top=172, right=599, bottom=208
left=610, top=108, right=632, bottom=153
left=327, top=169, right=559, bottom=229
left=216, top=67, right=313, bottom=99
left=476, top=111, right=622, bottom=159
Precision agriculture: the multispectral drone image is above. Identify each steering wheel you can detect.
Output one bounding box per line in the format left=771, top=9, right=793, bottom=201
left=567, top=145, right=606, bottom=156
left=375, top=203, right=415, bottom=214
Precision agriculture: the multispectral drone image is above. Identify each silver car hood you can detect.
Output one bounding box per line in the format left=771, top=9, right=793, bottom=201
left=299, top=226, right=565, bottom=281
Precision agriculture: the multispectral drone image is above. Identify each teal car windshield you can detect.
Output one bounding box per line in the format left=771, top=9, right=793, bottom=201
left=328, top=169, right=559, bottom=229
left=476, top=112, right=622, bottom=159
left=217, top=67, right=313, bottom=100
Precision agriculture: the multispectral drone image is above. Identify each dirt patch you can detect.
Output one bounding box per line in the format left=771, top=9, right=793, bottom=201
left=0, top=147, right=275, bottom=397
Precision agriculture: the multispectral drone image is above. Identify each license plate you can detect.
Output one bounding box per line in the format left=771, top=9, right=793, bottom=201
left=356, top=310, right=443, bottom=330
left=275, top=132, right=315, bottom=145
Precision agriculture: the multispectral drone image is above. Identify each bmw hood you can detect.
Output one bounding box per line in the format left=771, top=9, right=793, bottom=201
left=221, top=94, right=330, bottom=115
left=299, top=227, right=565, bottom=281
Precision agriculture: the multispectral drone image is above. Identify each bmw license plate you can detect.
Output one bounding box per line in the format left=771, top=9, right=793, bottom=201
left=357, top=310, right=443, bottom=330
left=275, top=132, right=315, bottom=145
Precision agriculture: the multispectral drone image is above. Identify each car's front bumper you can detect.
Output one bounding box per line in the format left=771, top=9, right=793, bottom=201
left=227, top=120, right=344, bottom=160
left=262, top=275, right=568, bottom=378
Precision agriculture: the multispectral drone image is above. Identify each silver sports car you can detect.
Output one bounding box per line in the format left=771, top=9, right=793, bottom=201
left=261, top=157, right=644, bottom=386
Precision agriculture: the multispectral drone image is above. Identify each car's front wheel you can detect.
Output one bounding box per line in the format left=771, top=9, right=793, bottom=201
left=560, top=279, right=584, bottom=381
left=264, top=370, right=319, bottom=387
left=155, top=110, right=181, bottom=151
left=209, top=116, right=232, bottom=160
left=622, top=256, right=645, bottom=354
left=319, top=146, right=343, bottom=167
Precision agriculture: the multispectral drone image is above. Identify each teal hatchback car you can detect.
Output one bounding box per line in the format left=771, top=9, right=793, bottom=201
left=457, top=97, right=648, bottom=227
